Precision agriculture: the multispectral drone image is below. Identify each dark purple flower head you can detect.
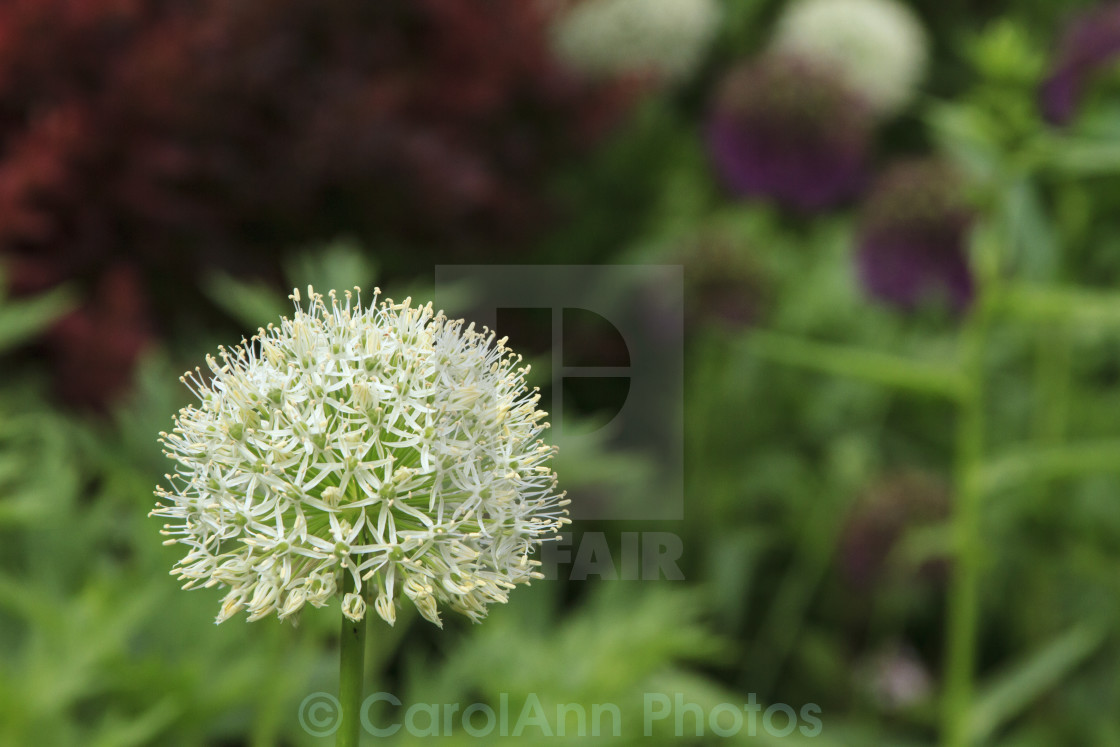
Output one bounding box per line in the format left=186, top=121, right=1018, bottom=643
left=1040, top=3, right=1120, bottom=125
left=678, top=235, right=768, bottom=330
left=706, top=54, right=875, bottom=210
left=839, top=470, right=950, bottom=591
left=856, top=158, right=974, bottom=312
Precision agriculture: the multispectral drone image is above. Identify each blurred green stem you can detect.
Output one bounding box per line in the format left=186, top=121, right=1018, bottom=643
left=745, top=489, right=847, bottom=697
left=1031, top=324, right=1071, bottom=496
left=338, top=577, right=367, bottom=747
left=941, top=287, right=994, bottom=747
left=1025, top=322, right=1066, bottom=515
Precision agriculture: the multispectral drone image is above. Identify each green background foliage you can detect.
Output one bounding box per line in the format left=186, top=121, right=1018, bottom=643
left=4, top=1, right=1120, bottom=745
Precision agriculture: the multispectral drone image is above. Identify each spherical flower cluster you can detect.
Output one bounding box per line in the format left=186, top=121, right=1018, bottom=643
left=152, top=287, right=568, bottom=627
left=706, top=55, right=874, bottom=210
left=771, top=0, right=928, bottom=117
left=1040, top=3, right=1120, bottom=125
left=677, top=235, right=769, bottom=330
left=551, top=0, right=721, bottom=83
left=856, top=159, right=974, bottom=311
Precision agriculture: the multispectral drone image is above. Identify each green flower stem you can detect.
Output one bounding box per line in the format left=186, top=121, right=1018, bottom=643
left=338, top=576, right=368, bottom=747
left=941, top=279, right=996, bottom=747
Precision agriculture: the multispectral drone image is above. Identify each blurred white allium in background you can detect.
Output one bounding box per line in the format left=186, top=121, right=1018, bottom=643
left=551, top=0, right=721, bottom=83
left=771, top=0, right=929, bottom=116
left=152, top=287, right=568, bottom=627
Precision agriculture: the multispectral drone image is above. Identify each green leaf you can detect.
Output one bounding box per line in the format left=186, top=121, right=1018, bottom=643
left=1040, top=136, right=1120, bottom=176
left=283, top=237, right=378, bottom=295
left=90, top=698, right=181, bottom=747
left=925, top=102, right=1001, bottom=183
left=743, top=330, right=967, bottom=400
left=981, top=439, right=1120, bottom=493
left=995, top=283, right=1120, bottom=327
left=969, top=623, right=1106, bottom=743
left=0, top=285, right=76, bottom=353
left=0, top=574, right=60, bottom=633
left=202, top=272, right=287, bottom=331
left=1002, top=178, right=1057, bottom=281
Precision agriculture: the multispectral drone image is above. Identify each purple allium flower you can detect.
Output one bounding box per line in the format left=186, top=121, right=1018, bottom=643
left=678, top=236, right=769, bottom=330
left=1040, top=3, right=1120, bottom=125
left=706, top=54, right=875, bottom=210
left=839, top=470, right=950, bottom=591
left=856, top=159, right=974, bottom=311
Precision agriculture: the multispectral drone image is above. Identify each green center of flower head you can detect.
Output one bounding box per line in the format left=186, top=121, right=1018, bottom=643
left=152, top=287, right=569, bottom=627
left=860, top=159, right=970, bottom=238
left=716, top=55, right=871, bottom=139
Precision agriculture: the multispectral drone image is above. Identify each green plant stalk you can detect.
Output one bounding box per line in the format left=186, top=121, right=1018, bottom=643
left=941, top=290, right=993, bottom=747
left=745, top=490, right=849, bottom=698
left=338, top=576, right=368, bottom=747
left=1031, top=323, right=1071, bottom=501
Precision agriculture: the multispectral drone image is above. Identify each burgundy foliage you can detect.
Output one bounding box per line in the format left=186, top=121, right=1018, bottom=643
left=0, top=0, right=624, bottom=407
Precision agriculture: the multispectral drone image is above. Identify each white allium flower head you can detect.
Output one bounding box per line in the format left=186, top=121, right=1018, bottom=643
left=152, top=287, right=569, bottom=627
left=771, top=0, right=928, bottom=116
left=551, top=0, right=721, bottom=83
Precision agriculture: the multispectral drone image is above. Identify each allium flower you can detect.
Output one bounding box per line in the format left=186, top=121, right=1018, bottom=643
left=152, top=288, right=568, bottom=627
left=678, top=235, right=769, bottom=329
left=856, top=159, right=974, bottom=311
left=551, top=0, right=721, bottom=83
left=706, top=55, right=874, bottom=210
left=839, top=470, right=950, bottom=590
left=771, top=0, right=928, bottom=117
left=1040, top=3, right=1120, bottom=125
